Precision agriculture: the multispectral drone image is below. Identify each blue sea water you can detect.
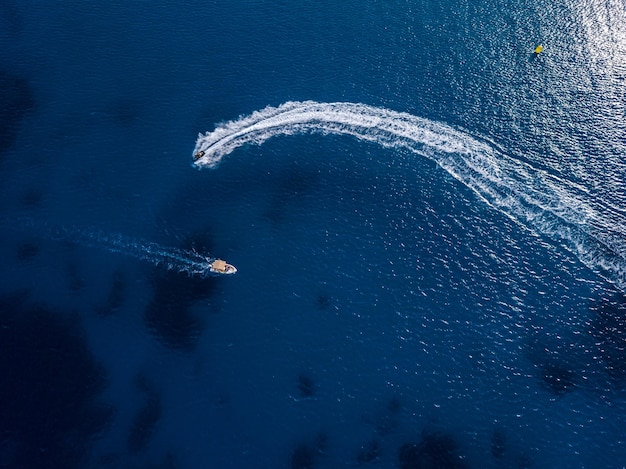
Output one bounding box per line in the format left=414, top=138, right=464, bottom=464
left=1, top=0, right=626, bottom=468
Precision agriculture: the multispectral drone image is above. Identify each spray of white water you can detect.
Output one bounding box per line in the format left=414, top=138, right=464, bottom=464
left=193, top=100, right=626, bottom=290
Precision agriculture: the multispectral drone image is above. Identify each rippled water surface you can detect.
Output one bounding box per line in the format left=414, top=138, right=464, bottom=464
left=1, top=0, right=625, bottom=467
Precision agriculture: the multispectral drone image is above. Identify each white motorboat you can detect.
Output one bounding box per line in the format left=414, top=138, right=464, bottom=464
left=209, top=259, right=237, bottom=275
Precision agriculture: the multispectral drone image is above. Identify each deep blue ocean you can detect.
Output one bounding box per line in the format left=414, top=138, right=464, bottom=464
left=1, top=1, right=626, bottom=468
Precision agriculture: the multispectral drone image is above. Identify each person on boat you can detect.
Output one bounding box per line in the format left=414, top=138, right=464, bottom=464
left=194, top=150, right=205, bottom=160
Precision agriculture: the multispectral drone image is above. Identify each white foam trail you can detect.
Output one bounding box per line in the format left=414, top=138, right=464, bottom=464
left=18, top=220, right=217, bottom=277
left=69, top=229, right=216, bottom=277
left=194, top=101, right=626, bottom=290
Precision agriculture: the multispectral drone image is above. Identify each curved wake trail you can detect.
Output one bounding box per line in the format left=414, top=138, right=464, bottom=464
left=194, top=101, right=626, bottom=291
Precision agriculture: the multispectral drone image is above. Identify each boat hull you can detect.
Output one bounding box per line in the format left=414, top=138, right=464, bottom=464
left=209, top=259, right=237, bottom=275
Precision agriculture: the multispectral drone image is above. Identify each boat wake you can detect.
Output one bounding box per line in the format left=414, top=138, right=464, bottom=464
left=194, top=100, right=626, bottom=291
left=71, top=229, right=217, bottom=277
left=19, top=220, right=217, bottom=278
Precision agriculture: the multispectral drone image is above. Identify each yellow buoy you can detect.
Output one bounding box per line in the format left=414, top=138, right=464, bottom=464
left=534, top=45, right=543, bottom=54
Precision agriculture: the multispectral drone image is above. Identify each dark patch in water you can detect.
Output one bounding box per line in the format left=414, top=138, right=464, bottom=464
left=491, top=427, right=506, bottom=460
left=362, top=396, right=402, bottom=437
left=357, top=439, right=380, bottom=464
left=387, top=396, right=402, bottom=414
left=315, top=294, right=331, bottom=310
left=398, top=432, right=467, bottom=469
left=110, top=98, right=143, bottom=126
left=0, top=293, right=111, bottom=468
left=215, top=392, right=230, bottom=406
left=589, top=293, right=626, bottom=385
left=144, top=267, right=210, bottom=350
left=526, top=338, right=578, bottom=396
left=127, top=374, right=161, bottom=453
left=20, top=189, right=43, bottom=208
left=291, top=444, right=316, bottom=469
left=290, top=431, right=327, bottom=469
left=376, top=397, right=402, bottom=436
left=540, top=361, right=576, bottom=395
left=297, top=373, right=316, bottom=397
left=144, top=234, right=217, bottom=350
left=0, top=70, right=35, bottom=155
left=314, top=431, right=328, bottom=453
left=96, top=269, right=126, bottom=316
left=16, top=242, right=39, bottom=261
